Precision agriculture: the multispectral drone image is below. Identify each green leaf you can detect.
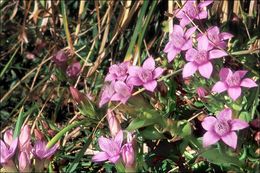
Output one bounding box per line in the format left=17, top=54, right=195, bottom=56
left=239, top=111, right=251, bottom=122
left=201, top=148, right=243, bottom=168
left=140, top=126, right=165, bottom=140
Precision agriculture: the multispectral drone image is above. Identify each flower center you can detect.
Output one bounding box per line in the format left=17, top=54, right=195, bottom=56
left=226, top=75, right=240, bottom=87
left=172, top=34, right=185, bottom=49
left=214, top=120, right=230, bottom=136
left=194, top=51, right=208, bottom=64
left=138, top=69, right=153, bottom=83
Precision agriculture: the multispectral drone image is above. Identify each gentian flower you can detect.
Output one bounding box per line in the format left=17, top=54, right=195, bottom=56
left=121, top=132, right=135, bottom=168
left=110, top=81, right=133, bottom=104
left=92, top=130, right=123, bottom=163
left=198, top=26, right=233, bottom=49
left=163, top=25, right=196, bottom=62
left=99, top=82, right=116, bottom=107
left=127, top=57, right=164, bottom=92
left=105, top=61, right=130, bottom=82
left=0, top=130, right=18, bottom=164
left=183, top=35, right=228, bottom=78
left=212, top=68, right=257, bottom=101
left=107, top=109, right=122, bottom=137
left=52, top=50, right=67, bottom=66
left=18, top=151, right=31, bottom=172
left=19, top=125, right=31, bottom=151
left=33, top=140, right=58, bottom=160
left=175, top=0, right=213, bottom=27
left=66, top=61, right=81, bottom=78
left=202, top=108, right=249, bottom=149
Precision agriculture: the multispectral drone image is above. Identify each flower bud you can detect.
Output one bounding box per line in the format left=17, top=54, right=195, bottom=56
left=196, top=87, right=207, bottom=98
left=19, top=125, right=31, bottom=149
left=69, top=86, right=87, bottom=103
left=34, top=129, right=44, bottom=141
left=66, top=61, right=81, bottom=78
left=52, top=50, right=68, bottom=66
left=106, top=109, right=122, bottom=137
left=250, top=118, right=260, bottom=130
left=3, top=129, right=13, bottom=147
left=121, top=143, right=135, bottom=168
left=18, top=151, right=31, bottom=172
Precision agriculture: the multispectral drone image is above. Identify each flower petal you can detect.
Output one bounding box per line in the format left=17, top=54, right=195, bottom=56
left=202, top=116, right=217, bottom=131
left=98, top=137, right=113, bottom=153
left=240, top=78, right=257, bottom=88
left=198, top=35, right=209, bottom=51
left=198, top=62, right=213, bottom=79
left=203, top=131, right=220, bottom=147
left=3, top=129, right=13, bottom=147
left=219, top=68, right=233, bottom=81
left=185, top=48, right=197, bottom=61
left=198, top=0, right=213, bottom=8
left=207, top=26, right=220, bottom=36
left=217, top=108, right=232, bottom=121
left=143, top=81, right=157, bottom=92
left=109, top=155, right=120, bottom=164
left=114, top=130, right=123, bottom=147
left=196, top=11, right=207, bottom=20
left=212, top=81, right=227, bottom=93
left=209, top=49, right=228, bottom=59
left=181, top=39, right=193, bottom=50
left=219, top=32, right=233, bottom=40
left=163, top=42, right=172, bottom=52
left=233, top=70, right=247, bottom=79
left=185, top=27, right=197, bottom=39
left=127, top=77, right=143, bottom=86
left=180, top=17, right=190, bottom=27
left=227, top=87, right=241, bottom=101
left=173, top=25, right=184, bottom=36
left=221, top=132, right=237, bottom=149
left=167, top=48, right=180, bottom=62
left=182, top=62, right=197, bottom=78
left=128, top=66, right=141, bottom=77
left=231, top=119, right=249, bottom=131
left=153, top=67, right=164, bottom=79
left=92, top=152, right=109, bottom=162
left=143, top=57, right=155, bottom=70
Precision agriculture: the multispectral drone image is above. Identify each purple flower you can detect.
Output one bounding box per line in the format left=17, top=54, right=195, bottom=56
left=105, top=61, right=130, bottom=82
left=212, top=68, right=257, bottom=101
left=127, top=57, right=164, bottom=92
left=121, top=143, right=135, bottom=168
left=183, top=35, right=228, bottom=79
left=33, top=140, right=58, bottom=160
left=52, top=50, right=67, bottom=66
left=92, top=130, right=123, bottom=163
left=198, top=26, right=233, bottom=50
left=107, top=109, right=122, bottom=137
left=196, top=87, right=207, bottom=98
left=18, top=151, right=31, bottom=172
left=110, top=81, right=133, bottom=104
left=66, top=61, right=81, bottom=78
left=202, top=108, right=249, bottom=149
left=0, top=130, right=18, bottom=164
left=164, top=25, right=196, bottom=62
left=175, top=0, right=213, bottom=27
left=99, top=82, right=116, bottom=107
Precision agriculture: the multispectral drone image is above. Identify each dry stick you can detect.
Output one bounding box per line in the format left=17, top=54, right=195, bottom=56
left=0, top=57, right=52, bottom=103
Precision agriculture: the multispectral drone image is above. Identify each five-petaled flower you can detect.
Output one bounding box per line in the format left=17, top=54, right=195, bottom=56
left=202, top=108, right=249, bottom=149
left=175, top=0, right=213, bottom=27
left=212, top=68, right=257, bottom=101
left=164, top=25, right=196, bottom=62
left=33, top=140, right=59, bottom=160
left=127, top=57, right=164, bottom=92
left=92, top=130, right=123, bottom=163
left=183, top=35, right=228, bottom=79
left=198, top=26, right=233, bottom=50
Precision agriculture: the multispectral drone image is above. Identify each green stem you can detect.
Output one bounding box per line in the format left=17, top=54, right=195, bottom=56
left=0, top=47, right=19, bottom=78
left=46, top=120, right=88, bottom=149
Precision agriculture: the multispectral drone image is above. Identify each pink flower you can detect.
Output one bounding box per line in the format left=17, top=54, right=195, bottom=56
left=18, top=151, right=31, bottom=172
left=0, top=130, right=18, bottom=164
left=121, top=132, right=135, bottom=168
left=110, top=81, right=133, bottom=104
left=183, top=35, right=228, bottom=78
left=202, top=108, right=249, bottom=149
left=33, top=140, right=58, bottom=160
left=198, top=26, right=233, bottom=49
left=164, top=25, right=196, bottom=62
left=175, top=0, right=213, bottom=27
left=19, top=125, right=31, bottom=151
left=127, top=57, right=164, bottom=92
left=212, top=68, right=257, bottom=101
left=99, top=82, right=116, bottom=107
left=52, top=50, right=67, bottom=66
left=196, top=87, right=207, bottom=98
left=92, top=131, right=123, bottom=164
left=105, top=61, right=130, bottom=82
left=66, top=61, right=81, bottom=78
left=107, top=109, right=122, bottom=137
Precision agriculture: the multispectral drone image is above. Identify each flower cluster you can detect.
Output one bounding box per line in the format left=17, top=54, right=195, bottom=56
left=163, top=0, right=257, bottom=149
left=99, top=57, right=163, bottom=107
left=52, top=50, right=81, bottom=78
left=0, top=125, right=58, bottom=172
